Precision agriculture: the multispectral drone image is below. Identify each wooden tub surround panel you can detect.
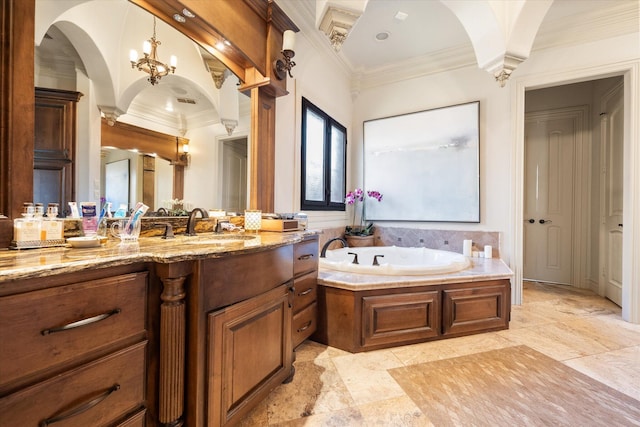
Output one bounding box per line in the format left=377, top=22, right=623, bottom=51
left=314, top=279, right=511, bottom=353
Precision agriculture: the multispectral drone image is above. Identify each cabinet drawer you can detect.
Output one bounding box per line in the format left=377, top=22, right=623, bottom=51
left=0, top=272, right=147, bottom=388
left=294, top=238, right=318, bottom=276
left=0, top=341, right=146, bottom=427
left=293, top=272, right=317, bottom=313
left=293, top=302, right=317, bottom=349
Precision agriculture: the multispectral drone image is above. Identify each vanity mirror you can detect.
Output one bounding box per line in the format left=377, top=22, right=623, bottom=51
left=34, top=0, right=250, bottom=215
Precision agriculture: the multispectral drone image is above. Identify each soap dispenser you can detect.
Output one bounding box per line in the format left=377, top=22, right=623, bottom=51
left=42, top=203, right=64, bottom=241
left=13, top=202, right=41, bottom=243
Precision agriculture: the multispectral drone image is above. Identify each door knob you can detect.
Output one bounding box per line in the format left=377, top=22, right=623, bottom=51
left=539, top=219, right=552, bottom=224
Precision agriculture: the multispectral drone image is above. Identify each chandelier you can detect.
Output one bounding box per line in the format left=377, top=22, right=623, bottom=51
left=130, top=17, right=177, bottom=85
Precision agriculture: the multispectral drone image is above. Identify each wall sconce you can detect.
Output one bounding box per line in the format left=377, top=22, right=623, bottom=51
left=180, top=142, right=191, bottom=166
left=273, top=30, right=296, bottom=80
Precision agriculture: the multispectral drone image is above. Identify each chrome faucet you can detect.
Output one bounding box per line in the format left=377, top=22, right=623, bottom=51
left=320, top=237, right=348, bottom=257
left=186, top=208, right=209, bottom=236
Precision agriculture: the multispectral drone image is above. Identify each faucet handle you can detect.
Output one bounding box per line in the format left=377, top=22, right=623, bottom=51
left=153, top=222, right=175, bottom=239
left=215, top=220, right=230, bottom=233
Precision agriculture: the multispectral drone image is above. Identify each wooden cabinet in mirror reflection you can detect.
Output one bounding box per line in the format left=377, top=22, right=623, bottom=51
left=34, top=88, right=82, bottom=217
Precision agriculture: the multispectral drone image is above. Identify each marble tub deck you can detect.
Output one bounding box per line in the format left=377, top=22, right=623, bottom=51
left=240, top=281, right=640, bottom=426
left=318, top=256, right=513, bottom=291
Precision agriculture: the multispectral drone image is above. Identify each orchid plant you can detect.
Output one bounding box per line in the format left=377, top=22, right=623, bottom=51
left=344, top=188, right=383, bottom=236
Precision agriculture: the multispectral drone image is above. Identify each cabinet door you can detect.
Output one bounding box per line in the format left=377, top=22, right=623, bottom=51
left=207, top=283, right=293, bottom=426
left=442, top=280, right=510, bottom=336
left=361, top=290, right=440, bottom=349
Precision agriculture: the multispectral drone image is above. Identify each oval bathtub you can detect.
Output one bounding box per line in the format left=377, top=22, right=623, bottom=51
left=319, top=246, right=471, bottom=275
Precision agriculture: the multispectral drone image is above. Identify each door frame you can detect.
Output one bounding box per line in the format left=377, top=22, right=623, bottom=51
left=524, top=106, right=591, bottom=287
left=511, top=60, right=640, bottom=324
left=598, top=81, right=624, bottom=302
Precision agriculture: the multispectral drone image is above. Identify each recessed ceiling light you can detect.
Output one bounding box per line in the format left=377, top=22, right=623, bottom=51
left=394, top=11, right=408, bottom=21
left=182, top=8, right=195, bottom=18
left=375, top=31, right=390, bottom=41
left=173, top=14, right=186, bottom=23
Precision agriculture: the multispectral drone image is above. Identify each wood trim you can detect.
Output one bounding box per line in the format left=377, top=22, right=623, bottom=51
left=250, top=87, right=275, bottom=211
left=101, top=118, right=183, bottom=163
left=0, top=0, right=35, bottom=221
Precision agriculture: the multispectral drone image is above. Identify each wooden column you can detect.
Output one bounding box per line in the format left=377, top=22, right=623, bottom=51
left=155, top=263, right=192, bottom=426
left=249, top=87, right=276, bottom=211
left=0, top=0, right=35, bottom=246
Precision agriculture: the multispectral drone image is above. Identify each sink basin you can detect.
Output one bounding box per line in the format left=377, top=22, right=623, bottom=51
left=185, top=234, right=256, bottom=245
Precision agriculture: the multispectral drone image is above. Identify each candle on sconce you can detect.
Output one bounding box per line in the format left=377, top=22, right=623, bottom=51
left=282, top=30, right=296, bottom=51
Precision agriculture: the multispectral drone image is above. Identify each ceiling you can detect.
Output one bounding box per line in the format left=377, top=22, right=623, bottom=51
left=277, top=0, right=637, bottom=88
left=36, top=0, right=637, bottom=132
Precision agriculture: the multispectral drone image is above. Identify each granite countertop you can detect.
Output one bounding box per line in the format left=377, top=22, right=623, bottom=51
left=318, top=257, right=514, bottom=291
left=0, top=231, right=317, bottom=282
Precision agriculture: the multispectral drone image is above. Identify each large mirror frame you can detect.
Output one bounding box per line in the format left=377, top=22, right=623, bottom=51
left=0, top=0, right=297, bottom=234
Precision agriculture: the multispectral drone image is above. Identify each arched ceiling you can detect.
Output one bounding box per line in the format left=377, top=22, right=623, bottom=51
left=277, top=0, right=639, bottom=89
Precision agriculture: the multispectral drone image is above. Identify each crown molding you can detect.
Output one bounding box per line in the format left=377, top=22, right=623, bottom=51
left=353, top=44, right=477, bottom=91
left=532, top=1, right=639, bottom=52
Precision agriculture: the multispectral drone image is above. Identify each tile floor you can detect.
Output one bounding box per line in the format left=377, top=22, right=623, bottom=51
left=240, top=281, right=640, bottom=426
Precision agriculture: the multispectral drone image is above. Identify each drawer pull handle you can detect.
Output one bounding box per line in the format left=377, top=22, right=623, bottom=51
left=41, top=308, right=121, bottom=336
left=298, top=253, right=314, bottom=261
left=298, top=288, right=313, bottom=296
left=40, top=383, right=120, bottom=426
left=297, top=320, right=312, bottom=332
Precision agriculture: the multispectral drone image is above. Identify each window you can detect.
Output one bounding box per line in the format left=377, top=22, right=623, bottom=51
left=301, top=97, right=347, bottom=211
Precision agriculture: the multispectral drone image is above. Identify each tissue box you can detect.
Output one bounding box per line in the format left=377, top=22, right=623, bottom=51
left=260, top=219, right=300, bottom=232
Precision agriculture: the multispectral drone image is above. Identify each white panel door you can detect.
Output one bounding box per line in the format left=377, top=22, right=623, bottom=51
left=524, top=115, right=576, bottom=284
left=221, top=138, right=247, bottom=213
left=602, top=84, right=624, bottom=306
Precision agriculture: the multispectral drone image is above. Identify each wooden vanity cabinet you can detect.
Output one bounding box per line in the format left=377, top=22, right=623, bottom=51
left=186, top=244, right=296, bottom=426
left=0, top=264, right=149, bottom=426
left=292, top=235, right=319, bottom=349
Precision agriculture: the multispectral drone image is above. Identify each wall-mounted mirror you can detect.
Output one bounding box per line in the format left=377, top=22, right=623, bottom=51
left=34, top=0, right=250, bottom=215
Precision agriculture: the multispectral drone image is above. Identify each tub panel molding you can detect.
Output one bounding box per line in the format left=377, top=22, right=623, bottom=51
left=441, top=280, right=511, bottom=337
left=362, top=290, right=440, bottom=349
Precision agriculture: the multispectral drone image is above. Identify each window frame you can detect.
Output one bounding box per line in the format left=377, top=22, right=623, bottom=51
left=300, top=97, right=347, bottom=211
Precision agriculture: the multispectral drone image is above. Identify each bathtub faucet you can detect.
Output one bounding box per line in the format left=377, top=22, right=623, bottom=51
left=320, top=237, right=348, bottom=257
left=373, top=254, right=384, bottom=266
left=347, top=252, right=359, bottom=264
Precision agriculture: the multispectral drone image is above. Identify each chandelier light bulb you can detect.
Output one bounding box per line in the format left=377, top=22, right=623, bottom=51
left=143, top=40, right=151, bottom=55
left=129, top=49, right=138, bottom=62
left=170, top=55, right=177, bottom=67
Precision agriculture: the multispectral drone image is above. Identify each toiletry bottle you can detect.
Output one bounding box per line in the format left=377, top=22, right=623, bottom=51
left=42, top=203, right=64, bottom=241
left=14, top=202, right=41, bottom=243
